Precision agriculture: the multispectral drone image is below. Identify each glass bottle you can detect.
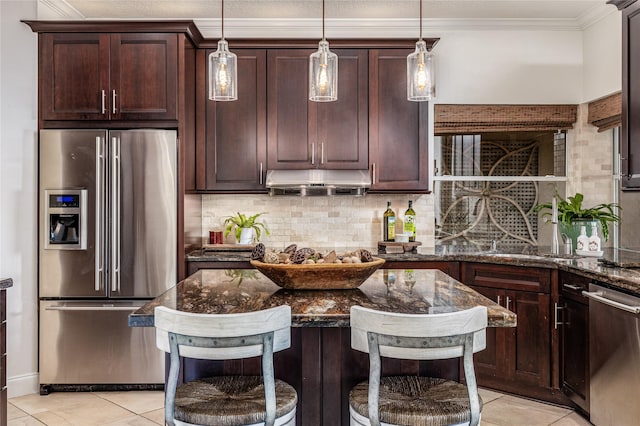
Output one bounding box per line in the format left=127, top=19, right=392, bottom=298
left=383, top=201, right=396, bottom=242
left=403, top=200, right=416, bottom=242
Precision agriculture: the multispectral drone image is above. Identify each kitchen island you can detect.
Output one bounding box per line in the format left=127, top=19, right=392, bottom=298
left=130, top=268, right=515, bottom=425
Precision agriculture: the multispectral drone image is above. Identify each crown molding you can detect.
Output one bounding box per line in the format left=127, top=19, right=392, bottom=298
left=194, top=17, right=590, bottom=40
left=577, top=3, right=620, bottom=29
left=38, top=0, right=84, bottom=19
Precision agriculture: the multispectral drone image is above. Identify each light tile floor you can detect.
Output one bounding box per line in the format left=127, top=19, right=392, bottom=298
left=8, top=388, right=593, bottom=425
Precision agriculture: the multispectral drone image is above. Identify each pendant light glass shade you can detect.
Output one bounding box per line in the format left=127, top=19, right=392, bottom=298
left=309, top=40, right=338, bottom=102
left=209, top=39, right=237, bottom=101
left=407, top=40, right=435, bottom=101
left=407, top=0, right=436, bottom=102
left=208, top=0, right=237, bottom=102
left=309, top=0, right=337, bottom=102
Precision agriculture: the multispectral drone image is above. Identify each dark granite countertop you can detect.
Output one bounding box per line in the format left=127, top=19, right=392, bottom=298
left=185, top=246, right=640, bottom=296
left=129, top=268, right=516, bottom=328
left=0, top=278, right=13, bottom=289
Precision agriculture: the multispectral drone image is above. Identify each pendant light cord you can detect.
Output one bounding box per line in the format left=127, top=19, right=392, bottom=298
left=322, top=0, right=326, bottom=41
left=221, top=0, right=225, bottom=39
left=419, top=0, right=423, bottom=41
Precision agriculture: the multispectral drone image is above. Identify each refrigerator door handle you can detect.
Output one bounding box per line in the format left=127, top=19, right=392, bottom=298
left=95, top=136, right=105, bottom=292
left=44, top=305, right=140, bottom=312
left=111, top=136, right=121, bottom=293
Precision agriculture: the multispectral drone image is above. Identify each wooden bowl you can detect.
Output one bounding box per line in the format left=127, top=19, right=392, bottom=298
left=250, top=258, right=385, bottom=290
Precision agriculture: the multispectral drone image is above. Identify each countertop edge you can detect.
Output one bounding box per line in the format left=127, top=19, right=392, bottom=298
left=0, top=278, right=13, bottom=289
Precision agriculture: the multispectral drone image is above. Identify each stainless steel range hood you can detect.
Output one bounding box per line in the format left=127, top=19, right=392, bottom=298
left=265, top=169, right=371, bottom=196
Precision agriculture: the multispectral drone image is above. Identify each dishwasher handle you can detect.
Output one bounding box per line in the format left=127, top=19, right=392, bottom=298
left=582, top=290, right=640, bottom=314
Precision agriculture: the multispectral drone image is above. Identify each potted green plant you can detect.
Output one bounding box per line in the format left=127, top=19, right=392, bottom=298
left=535, top=192, right=620, bottom=250
left=223, top=212, right=270, bottom=244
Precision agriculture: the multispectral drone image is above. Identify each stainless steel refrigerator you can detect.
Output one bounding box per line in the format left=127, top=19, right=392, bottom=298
left=38, top=129, right=176, bottom=392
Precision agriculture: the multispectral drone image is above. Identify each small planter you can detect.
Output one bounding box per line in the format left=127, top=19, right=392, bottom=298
left=238, top=228, right=254, bottom=245
left=559, top=219, right=598, bottom=254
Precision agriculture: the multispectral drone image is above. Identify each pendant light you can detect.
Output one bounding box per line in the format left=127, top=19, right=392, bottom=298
left=209, top=0, right=237, bottom=101
left=407, top=0, right=435, bottom=101
left=309, top=0, right=338, bottom=102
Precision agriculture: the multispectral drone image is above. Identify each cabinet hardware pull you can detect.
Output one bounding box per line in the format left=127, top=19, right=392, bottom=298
left=311, top=143, right=315, bottom=165
left=321, top=142, right=324, bottom=165
left=554, top=302, right=565, bottom=329
left=101, top=90, right=106, bottom=114
left=372, top=163, right=376, bottom=185
left=506, top=296, right=511, bottom=310
left=497, top=295, right=501, bottom=306
left=563, top=283, right=582, bottom=291
left=259, top=162, right=263, bottom=185
left=112, top=90, right=117, bottom=114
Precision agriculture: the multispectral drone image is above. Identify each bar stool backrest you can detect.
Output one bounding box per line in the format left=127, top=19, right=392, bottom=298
left=350, top=305, right=487, bottom=360
left=154, top=305, right=292, bottom=360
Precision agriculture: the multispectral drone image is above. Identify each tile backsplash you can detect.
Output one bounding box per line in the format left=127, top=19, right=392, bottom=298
left=202, top=194, right=435, bottom=249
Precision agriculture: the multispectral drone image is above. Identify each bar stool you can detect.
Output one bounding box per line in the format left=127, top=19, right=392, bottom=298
left=154, top=305, right=298, bottom=426
left=349, top=305, right=488, bottom=426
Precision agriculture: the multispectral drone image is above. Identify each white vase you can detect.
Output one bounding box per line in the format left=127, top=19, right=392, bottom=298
left=239, top=228, right=254, bottom=245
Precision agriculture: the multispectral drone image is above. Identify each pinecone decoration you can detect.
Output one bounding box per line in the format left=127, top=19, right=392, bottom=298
left=359, top=249, right=374, bottom=263
left=283, top=244, right=297, bottom=254
left=291, top=249, right=308, bottom=264
left=251, top=243, right=266, bottom=261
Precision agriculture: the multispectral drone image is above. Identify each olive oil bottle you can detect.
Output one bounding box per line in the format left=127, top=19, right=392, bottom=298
left=403, top=200, right=416, bottom=242
left=383, top=201, right=396, bottom=241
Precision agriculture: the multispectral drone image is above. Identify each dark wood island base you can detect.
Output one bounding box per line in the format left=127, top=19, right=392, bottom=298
left=130, top=269, right=515, bottom=425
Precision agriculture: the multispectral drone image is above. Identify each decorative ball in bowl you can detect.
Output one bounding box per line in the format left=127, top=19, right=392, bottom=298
left=250, top=256, right=385, bottom=290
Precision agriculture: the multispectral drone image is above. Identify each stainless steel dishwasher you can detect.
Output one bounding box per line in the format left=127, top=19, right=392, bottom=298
left=583, top=283, right=640, bottom=426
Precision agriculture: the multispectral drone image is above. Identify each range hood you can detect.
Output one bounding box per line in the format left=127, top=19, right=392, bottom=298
left=265, top=169, right=371, bottom=196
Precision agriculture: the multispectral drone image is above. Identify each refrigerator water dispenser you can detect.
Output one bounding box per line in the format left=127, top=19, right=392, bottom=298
left=44, top=189, right=87, bottom=250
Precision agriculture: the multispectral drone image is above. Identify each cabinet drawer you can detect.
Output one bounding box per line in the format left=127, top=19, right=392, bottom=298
left=462, top=262, right=550, bottom=293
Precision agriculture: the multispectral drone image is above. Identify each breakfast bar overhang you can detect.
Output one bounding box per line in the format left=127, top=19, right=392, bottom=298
left=130, top=268, right=516, bottom=425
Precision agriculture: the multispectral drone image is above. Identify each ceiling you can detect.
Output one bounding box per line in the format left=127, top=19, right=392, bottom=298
left=42, top=0, right=612, bottom=21
left=39, top=0, right=617, bottom=37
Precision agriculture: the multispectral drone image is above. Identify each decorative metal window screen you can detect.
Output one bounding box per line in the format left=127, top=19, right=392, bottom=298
left=435, top=132, right=566, bottom=251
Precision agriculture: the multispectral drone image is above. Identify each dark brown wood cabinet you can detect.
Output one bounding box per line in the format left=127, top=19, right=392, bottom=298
left=461, top=262, right=560, bottom=401
left=558, top=270, right=590, bottom=414
left=618, top=0, right=640, bottom=188
left=40, top=32, right=178, bottom=121
left=368, top=49, right=430, bottom=192
left=197, top=49, right=267, bottom=191
left=267, top=49, right=368, bottom=171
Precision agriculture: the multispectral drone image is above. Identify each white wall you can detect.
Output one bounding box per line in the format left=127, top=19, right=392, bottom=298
left=0, top=1, right=623, bottom=398
left=583, top=10, right=622, bottom=102
left=433, top=29, right=584, bottom=104
left=0, top=1, right=40, bottom=397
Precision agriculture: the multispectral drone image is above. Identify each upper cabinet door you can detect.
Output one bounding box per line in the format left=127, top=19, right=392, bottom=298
left=40, top=33, right=111, bottom=120
left=110, top=33, right=178, bottom=121
left=622, top=2, right=640, bottom=189
left=267, top=49, right=368, bottom=170
left=201, top=49, right=267, bottom=192
left=267, top=49, right=314, bottom=170
left=39, top=33, right=178, bottom=122
left=368, top=49, right=430, bottom=192
left=318, top=49, right=369, bottom=170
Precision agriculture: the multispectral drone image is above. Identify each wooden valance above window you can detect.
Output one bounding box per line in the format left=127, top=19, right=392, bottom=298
left=587, top=92, right=621, bottom=132
left=434, top=104, right=578, bottom=134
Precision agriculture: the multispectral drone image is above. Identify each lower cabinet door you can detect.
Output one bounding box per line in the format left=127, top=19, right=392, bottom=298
left=468, top=286, right=552, bottom=397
